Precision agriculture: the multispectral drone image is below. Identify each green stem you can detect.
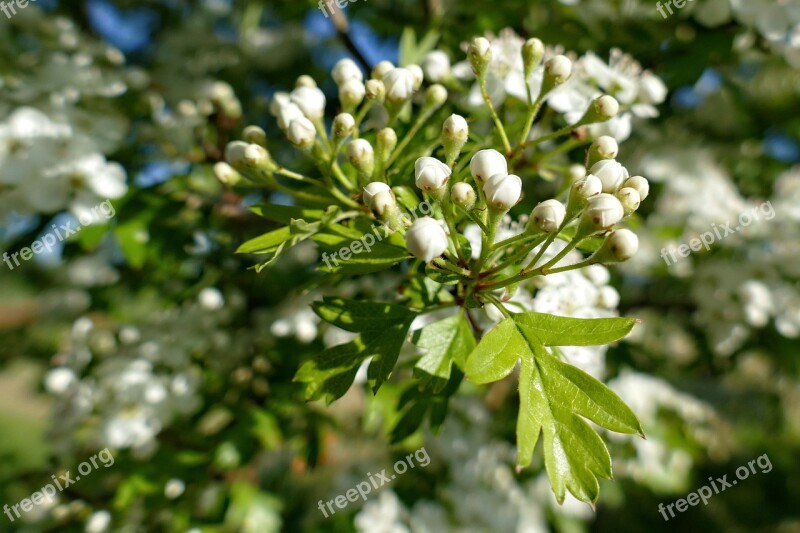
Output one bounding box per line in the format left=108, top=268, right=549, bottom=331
left=478, top=76, right=512, bottom=154
left=484, top=293, right=512, bottom=319
left=388, top=107, right=437, bottom=167
left=485, top=234, right=547, bottom=276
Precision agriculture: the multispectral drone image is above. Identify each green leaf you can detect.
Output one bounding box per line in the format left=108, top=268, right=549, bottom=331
left=114, top=219, right=149, bottom=269
left=249, top=204, right=325, bottom=225
left=464, top=318, right=525, bottom=384
left=513, top=312, right=636, bottom=347
left=413, top=314, right=475, bottom=392
left=295, top=299, right=417, bottom=403
left=236, top=226, right=292, bottom=254
left=465, top=313, right=643, bottom=505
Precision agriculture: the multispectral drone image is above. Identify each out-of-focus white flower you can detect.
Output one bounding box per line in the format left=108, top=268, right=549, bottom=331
left=85, top=510, right=111, bottom=533
left=422, top=50, right=451, bottom=82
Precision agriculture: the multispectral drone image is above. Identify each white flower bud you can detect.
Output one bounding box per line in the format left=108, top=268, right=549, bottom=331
left=269, top=92, right=291, bottom=116
left=405, top=217, right=449, bottom=262
left=243, top=125, right=267, bottom=147
left=244, top=144, right=269, bottom=166
left=591, top=136, right=619, bottom=160
left=523, top=38, right=545, bottom=74
left=590, top=159, right=629, bottom=193
left=407, top=64, right=424, bottom=90
left=532, top=199, right=566, bottom=233
left=383, top=68, right=415, bottom=104
left=365, top=79, right=386, bottom=101
left=371, top=60, right=395, bottom=80
left=376, top=128, right=397, bottom=159
left=616, top=187, right=641, bottom=215
left=639, top=73, right=668, bottom=105
left=575, top=174, right=603, bottom=199
left=348, top=139, right=375, bottom=176
left=290, top=86, right=326, bottom=120
left=332, top=113, right=355, bottom=140
left=623, top=175, right=649, bottom=201
left=544, top=55, right=572, bottom=85
left=286, top=117, right=316, bottom=149
left=214, top=161, right=241, bottom=185
left=470, top=149, right=508, bottom=184
left=468, top=37, right=492, bottom=75
left=363, top=182, right=392, bottom=208
left=415, top=156, right=452, bottom=191
left=332, top=58, right=363, bottom=86
left=443, top=114, right=468, bottom=143
left=422, top=50, right=451, bottom=82
left=296, top=75, right=317, bottom=88
left=425, top=84, right=448, bottom=108
left=443, top=114, right=468, bottom=164
left=224, top=141, right=249, bottom=167
left=275, top=102, right=304, bottom=130
left=44, top=367, right=77, bottom=395
left=339, top=79, right=365, bottom=109
left=569, top=164, right=587, bottom=181
left=592, top=95, right=620, bottom=121
left=583, top=193, right=625, bottom=230
left=451, top=182, right=476, bottom=209
left=483, top=173, right=522, bottom=211
left=371, top=191, right=397, bottom=217
left=595, top=229, right=639, bottom=262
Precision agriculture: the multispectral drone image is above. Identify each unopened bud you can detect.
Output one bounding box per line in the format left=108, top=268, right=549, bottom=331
left=581, top=95, right=619, bottom=124
left=214, top=162, right=241, bottom=185
left=566, top=174, right=603, bottom=218
left=407, top=64, right=424, bottom=90
left=587, top=136, right=618, bottom=168
left=286, top=117, right=316, bottom=150
left=616, top=187, right=641, bottom=215
left=339, top=79, right=365, bottom=110
left=451, top=182, right=476, bottom=209
left=365, top=79, right=386, bottom=102
left=425, top=84, right=448, bottom=108
left=468, top=37, right=492, bottom=77
left=623, top=176, right=649, bottom=201
left=531, top=199, right=566, bottom=233
left=522, top=38, right=545, bottom=76
left=422, top=50, right=451, bottom=82
left=243, top=125, right=267, bottom=147
left=376, top=128, right=397, bottom=161
left=578, top=193, right=625, bottom=236
left=591, top=229, right=639, bottom=263
left=371, top=60, right=395, bottom=80
left=296, top=75, right=317, bottom=88
left=542, top=55, right=572, bottom=94
left=442, top=114, right=468, bottom=165
left=332, top=113, right=355, bottom=141
left=348, top=139, right=375, bottom=181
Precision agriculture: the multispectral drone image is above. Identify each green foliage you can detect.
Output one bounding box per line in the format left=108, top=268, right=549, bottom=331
left=466, top=312, right=642, bottom=504
left=295, top=298, right=417, bottom=403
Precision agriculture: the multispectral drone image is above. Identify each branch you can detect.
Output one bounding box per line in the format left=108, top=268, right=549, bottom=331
left=329, top=5, right=372, bottom=73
